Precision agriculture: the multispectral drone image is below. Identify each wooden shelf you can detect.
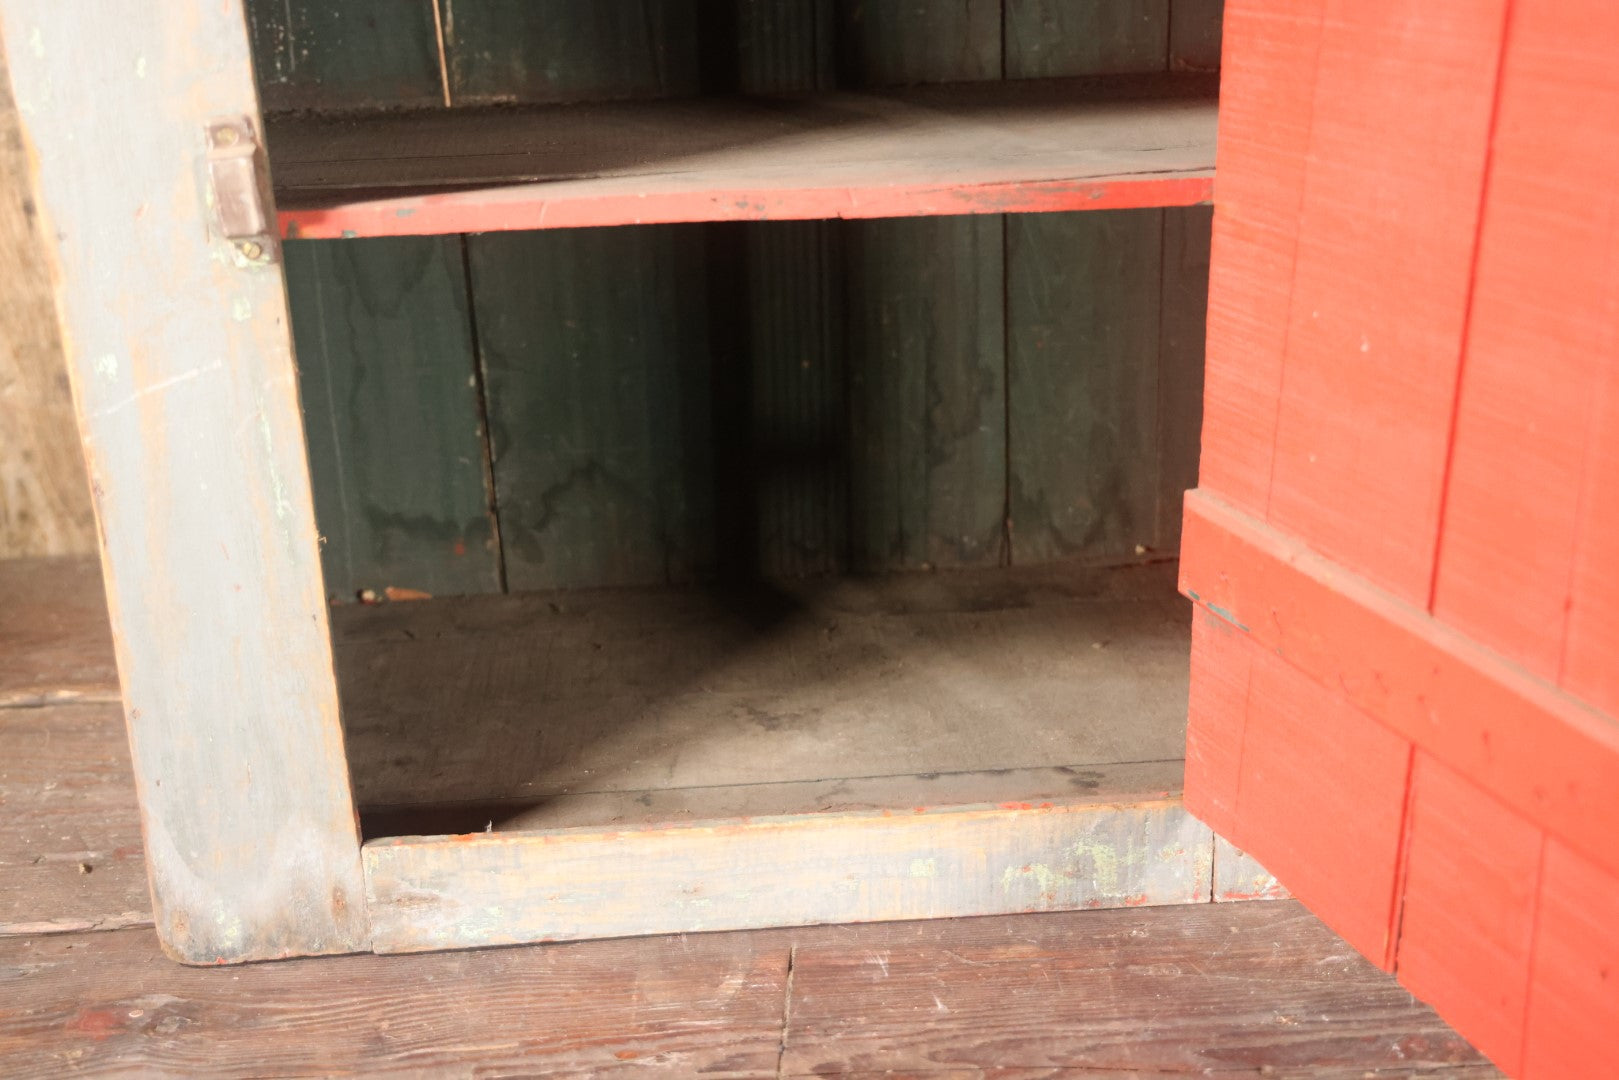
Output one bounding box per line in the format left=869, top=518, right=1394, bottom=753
left=269, top=75, right=1217, bottom=239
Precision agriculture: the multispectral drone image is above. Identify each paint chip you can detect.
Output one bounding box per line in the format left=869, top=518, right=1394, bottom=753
left=94, top=354, right=118, bottom=381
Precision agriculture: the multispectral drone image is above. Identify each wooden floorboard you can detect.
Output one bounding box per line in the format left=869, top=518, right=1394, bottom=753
left=0, top=705, right=149, bottom=937
left=783, top=903, right=1494, bottom=1077
left=0, top=904, right=1499, bottom=1078
left=0, top=557, right=118, bottom=708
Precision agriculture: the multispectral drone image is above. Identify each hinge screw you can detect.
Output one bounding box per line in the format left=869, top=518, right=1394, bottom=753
left=212, top=126, right=240, bottom=148
left=236, top=239, right=264, bottom=260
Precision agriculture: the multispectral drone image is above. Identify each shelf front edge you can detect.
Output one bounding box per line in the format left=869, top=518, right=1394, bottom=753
left=279, top=173, right=1215, bottom=240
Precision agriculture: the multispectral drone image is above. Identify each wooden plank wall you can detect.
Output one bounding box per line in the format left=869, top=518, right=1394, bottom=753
left=254, top=1, right=1220, bottom=598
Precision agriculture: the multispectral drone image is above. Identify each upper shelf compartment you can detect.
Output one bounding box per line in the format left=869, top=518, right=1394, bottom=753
left=268, top=74, right=1217, bottom=239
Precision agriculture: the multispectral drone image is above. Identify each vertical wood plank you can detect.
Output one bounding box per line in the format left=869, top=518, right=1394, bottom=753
left=737, top=0, right=836, bottom=93
left=834, top=0, right=1001, bottom=86
left=1431, top=0, right=1619, bottom=683
left=443, top=0, right=703, bottom=105
left=725, top=5, right=845, bottom=579
left=1263, top=0, right=1508, bottom=604
left=1196, top=0, right=1325, bottom=514
left=1395, top=754, right=1541, bottom=1075
left=1170, top=0, right=1224, bottom=72
left=1005, top=0, right=1171, bottom=76
left=846, top=216, right=1006, bottom=571
left=1231, top=643, right=1411, bottom=968
left=839, top=8, right=1008, bottom=574
left=1561, top=380, right=1619, bottom=720
left=469, top=226, right=714, bottom=591
left=1183, top=605, right=1251, bottom=838
left=246, top=0, right=442, bottom=112
left=2, top=0, right=368, bottom=961
left=1007, top=210, right=1163, bottom=563
left=283, top=237, right=500, bottom=600
left=731, top=222, right=848, bottom=578
left=1523, top=841, right=1619, bottom=1078
left=1003, top=10, right=1172, bottom=566
left=1156, top=204, right=1211, bottom=552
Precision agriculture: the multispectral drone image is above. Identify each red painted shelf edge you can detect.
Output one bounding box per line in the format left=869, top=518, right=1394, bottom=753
left=1178, top=488, right=1619, bottom=883
left=277, top=173, right=1215, bottom=240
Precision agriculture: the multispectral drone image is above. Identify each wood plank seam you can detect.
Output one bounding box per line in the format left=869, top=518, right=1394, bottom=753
left=456, top=234, right=508, bottom=593
left=1387, top=741, right=1420, bottom=973
left=1423, top=0, right=1520, bottom=613
left=1181, top=489, right=1619, bottom=881
left=1555, top=370, right=1615, bottom=688
left=1257, top=1, right=1328, bottom=524
left=1513, top=833, right=1548, bottom=1073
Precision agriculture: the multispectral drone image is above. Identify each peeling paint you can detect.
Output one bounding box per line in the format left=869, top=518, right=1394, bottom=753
left=231, top=297, right=253, bottom=322
left=1069, top=838, right=1121, bottom=894
left=94, top=353, right=119, bottom=381
left=909, top=858, right=937, bottom=879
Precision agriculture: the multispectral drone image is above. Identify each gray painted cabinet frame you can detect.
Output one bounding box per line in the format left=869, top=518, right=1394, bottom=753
left=2, top=1, right=368, bottom=962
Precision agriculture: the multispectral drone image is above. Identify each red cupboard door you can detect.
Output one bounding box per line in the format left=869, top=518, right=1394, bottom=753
left=1180, top=1, right=1619, bottom=1076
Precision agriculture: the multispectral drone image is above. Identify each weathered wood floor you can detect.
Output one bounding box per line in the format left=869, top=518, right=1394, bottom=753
left=0, top=558, right=1497, bottom=1077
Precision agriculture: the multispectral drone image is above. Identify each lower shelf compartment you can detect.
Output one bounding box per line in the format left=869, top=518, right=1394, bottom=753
left=328, top=560, right=1243, bottom=951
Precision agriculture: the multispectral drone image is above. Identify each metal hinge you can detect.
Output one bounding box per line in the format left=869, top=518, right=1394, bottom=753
left=205, top=117, right=276, bottom=264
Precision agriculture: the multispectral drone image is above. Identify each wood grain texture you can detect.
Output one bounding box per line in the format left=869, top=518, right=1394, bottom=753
left=846, top=216, right=1006, bottom=571
left=1395, top=754, right=1541, bottom=1075
left=1183, top=490, right=1619, bottom=884
left=270, top=77, right=1219, bottom=239
left=1156, top=203, right=1212, bottom=551
left=1225, top=632, right=1410, bottom=968
left=782, top=900, right=1488, bottom=1077
left=1, top=0, right=367, bottom=962
left=1522, top=840, right=1619, bottom=1078
left=1005, top=0, right=1170, bottom=76
left=1454, top=0, right=1619, bottom=722
left=1212, top=834, right=1288, bottom=902
left=0, top=48, right=93, bottom=560
left=284, top=237, right=500, bottom=601
left=469, top=225, right=714, bottom=590
left=442, top=0, right=703, bottom=105
left=1182, top=603, right=1251, bottom=837
left=1426, top=0, right=1619, bottom=681
left=1171, top=0, right=1225, bottom=72
left=1263, top=0, right=1508, bottom=605
left=0, top=556, right=117, bottom=708
left=0, top=705, right=149, bottom=937
left=722, top=221, right=849, bottom=579
left=1196, top=0, right=1324, bottom=513
left=0, top=922, right=790, bottom=1078
left=0, top=902, right=1497, bottom=1079
left=835, top=0, right=1002, bottom=86
left=364, top=798, right=1213, bottom=953
left=1007, top=209, right=1164, bottom=563
left=246, top=0, right=442, bottom=112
